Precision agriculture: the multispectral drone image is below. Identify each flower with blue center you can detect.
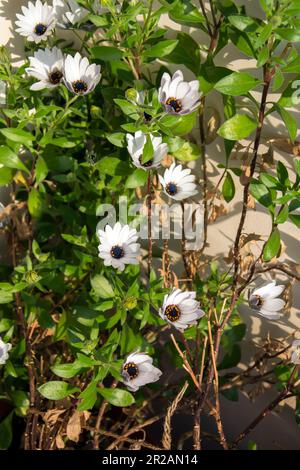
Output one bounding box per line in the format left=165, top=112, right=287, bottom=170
left=158, top=70, right=200, bottom=115
left=16, top=0, right=56, bottom=43
left=63, top=52, right=101, bottom=95
left=121, top=352, right=162, bottom=392
left=126, top=131, right=168, bottom=170
left=159, top=162, right=198, bottom=201
left=248, top=281, right=285, bottom=320
left=0, top=337, right=12, bottom=366
left=26, top=47, right=64, bottom=91
left=97, top=222, right=140, bottom=271
left=159, top=288, right=205, bottom=330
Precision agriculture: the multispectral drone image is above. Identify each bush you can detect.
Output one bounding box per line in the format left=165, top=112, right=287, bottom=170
left=0, top=0, right=300, bottom=451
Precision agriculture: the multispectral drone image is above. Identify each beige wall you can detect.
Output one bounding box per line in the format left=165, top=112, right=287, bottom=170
left=1, top=0, right=300, bottom=448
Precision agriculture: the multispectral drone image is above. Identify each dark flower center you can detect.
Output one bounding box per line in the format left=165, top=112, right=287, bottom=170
left=110, top=245, right=125, bottom=260
left=49, top=70, right=63, bottom=85
left=249, top=295, right=263, bottom=310
left=166, top=96, right=182, bottom=113
left=165, top=304, right=181, bottom=322
left=72, top=80, right=88, bottom=94
left=124, top=362, right=139, bottom=380
left=143, top=111, right=152, bottom=122
left=166, top=182, right=178, bottom=196
left=138, top=155, right=153, bottom=168
left=34, top=23, right=47, bottom=36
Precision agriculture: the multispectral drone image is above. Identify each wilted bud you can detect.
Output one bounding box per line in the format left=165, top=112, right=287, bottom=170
left=124, top=296, right=138, bottom=310
left=25, top=270, right=39, bottom=284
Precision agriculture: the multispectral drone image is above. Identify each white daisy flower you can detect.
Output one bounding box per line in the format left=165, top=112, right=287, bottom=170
left=16, top=0, right=56, bottom=43
left=26, top=47, right=64, bottom=91
left=248, top=281, right=285, bottom=320
left=0, top=338, right=12, bottom=366
left=121, top=352, right=162, bottom=392
left=159, top=288, right=205, bottom=330
left=53, top=0, right=89, bottom=28
left=97, top=222, right=140, bottom=272
left=63, top=52, right=101, bottom=95
left=291, top=340, right=300, bottom=365
left=126, top=131, right=168, bottom=170
left=158, top=70, right=200, bottom=115
left=159, top=162, right=198, bottom=201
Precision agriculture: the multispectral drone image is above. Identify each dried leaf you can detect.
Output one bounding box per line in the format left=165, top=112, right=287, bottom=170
left=162, top=154, right=173, bottom=167
left=269, top=138, right=300, bottom=156
left=43, top=408, right=66, bottom=426
left=204, top=107, right=220, bottom=144
left=55, top=433, right=65, bottom=449
left=247, top=194, right=256, bottom=209
left=66, top=410, right=82, bottom=443
left=208, top=203, right=227, bottom=223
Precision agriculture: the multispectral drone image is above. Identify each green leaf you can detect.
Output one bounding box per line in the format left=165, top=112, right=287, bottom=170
left=114, top=99, right=139, bottom=120
left=125, top=168, right=148, bottom=188
left=247, top=440, right=257, bottom=450
left=250, top=180, right=273, bottom=208
left=255, top=23, right=273, bottom=48
left=228, top=15, right=259, bottom=32
left=35, top=156, right=48, bottom=184
left=289, top=214, right=300, bottom=228
left=91, top=274, right=114, bottom=299
left=256, top=47, right=269, bottom=67
left=263, top=228, right=281, bottom=261
left=214, top=71, right=261, bottom=96
left=218, top=114, right=257, bottom=140
left=159, top=111, right=197, bottom=136
left=96, top=156, right=130, bottom=176
left=199, top=64, right=232, bottom=95
left=98, top=387, right=135, bottom=407
left=141, top=134, right=154, bottom=164
left=173, top=141, right=201, bottom=162
left=275, top=205, right=289, bottom=224
left=259, top=172, right=278, bottom=188
left=51, top=363, right=82, bottom=379
left=275, top=28, right=300, bottom=42
left=28, top=188, right=43, bottom=218
left=218, top=344, right=241, bottom=369
left=282, top=57, right=300, bottom=73
left=0, top=167, right=13, bottom=185
left=106, top=132, right=126, bottom=148
left=143, top=39, right=178, bottom=59
left=38, top=381, right=79, bottom=400
left=91, top=46, right=123, bottom=61
left=0, top=412, right=13, bottom=450
left=277, top=160, right=290, bottom=187
left=0, top=145, right=30, bottom=174
left=0, top=128, right=35, bottom=146
left=228, top=28, right=256, bottom=58
left=168, top=0, right=205, bottom=28
left=0, top=290, right=14, bottom=304
left=89, top=14, right=109, bottom=27
left=275, top=105, right=297, bottom=142
left=222, top=172, right=235, bottom=202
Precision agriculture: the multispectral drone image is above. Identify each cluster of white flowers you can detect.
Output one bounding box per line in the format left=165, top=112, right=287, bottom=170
left=26, top=48, right=101, bottom=95
left=14, top=2, right=298, bottom=395
left=16, top=0, right=102, bottom=40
